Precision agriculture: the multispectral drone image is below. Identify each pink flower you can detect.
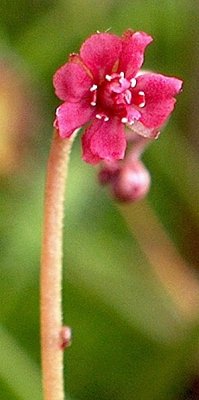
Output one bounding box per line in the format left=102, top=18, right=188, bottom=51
left=53, top=29, right=183, bottom=164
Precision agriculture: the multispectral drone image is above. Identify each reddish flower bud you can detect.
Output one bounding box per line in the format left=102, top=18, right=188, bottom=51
left=98, top=161, right=119, bottom=185
left=112, top=160, right=151, bottom=203
left=60, top=326, right=72, bottom=350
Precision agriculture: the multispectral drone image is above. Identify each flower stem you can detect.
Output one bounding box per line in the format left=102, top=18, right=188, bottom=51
left=40, top=129, right=76, bottom=400
left=118, top=200, right=199, bottom=320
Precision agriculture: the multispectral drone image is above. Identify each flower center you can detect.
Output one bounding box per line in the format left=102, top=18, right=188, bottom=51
left=98, top=72, right=131, bottom=117
left=90, top=72, right=146, bottom=123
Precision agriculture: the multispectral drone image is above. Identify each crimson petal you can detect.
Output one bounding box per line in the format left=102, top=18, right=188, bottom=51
left=55, top=101, right=95, bottom=138
left=80, top=33, right=122, bottom=83
left=81, top=128, right=102, bottom=164
left=82, top=119, right=126, bottom=164
left=136, top=73, right=183, bottom=128
left=53, top=62, right=93, bottom=102
left=118, top=30, right=153, bottom=78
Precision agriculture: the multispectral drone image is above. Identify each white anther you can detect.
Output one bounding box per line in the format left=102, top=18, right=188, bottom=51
left=90, top=101, right=97, bottom=106
left=90, top=84, right=98, bottom=92
left=105, top=74, right=112, bottom=81
left=96, top=30, right=100, bottom=34
left=104, top=116, right=109, bottom=121
left=121, top=117, right=128, bottom=124
left=138, top=91, right=146, bottom=108
left=96, top=114, right=102, bottom=119
left=120, top=72, right=125, bottom=78
left=130, top=78, right=137, bottom=88
left=128, top=120, right=134, bottom=125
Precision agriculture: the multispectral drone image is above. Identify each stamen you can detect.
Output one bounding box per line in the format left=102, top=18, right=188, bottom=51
left=130, top=78, right=137, bottom=88
left=105, top=74, right=112, bottom=82
left=133, top=91, right=146, bottom=108
left=121, top=117, right=128, bottom=124
left=138, top=91, right=146, bottom=108
left=90, top=88, right=97, bottom=107
left=124, top=90, right=132, bottom=105
left=118, top=72, right=126, bottom=85
left=96, top=114, right=109, bottom=121
left=128, top=120, right=134, bottom=126
left=90, top=84, right=98, bottom=92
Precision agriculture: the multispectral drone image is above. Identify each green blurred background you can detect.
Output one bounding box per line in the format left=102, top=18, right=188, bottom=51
left=0, top=1, right=199, bottom=399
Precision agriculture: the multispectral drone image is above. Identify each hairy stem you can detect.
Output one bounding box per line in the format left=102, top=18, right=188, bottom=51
left=41, top=129, right=75, bottom=400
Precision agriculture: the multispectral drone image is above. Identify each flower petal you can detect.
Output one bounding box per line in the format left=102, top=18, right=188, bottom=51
left=53, top=62, right=93, bottom=102
left=136, top=73, right=183, bottom=128
left=80, top=33, right=122, bottom=83
left=55, top=101, right=95, bottom=138
left=81, top=128, right=102, bottom=164
left=118, top=30, right=153, bottom=78
left=82, top=118, right=126, bottom=164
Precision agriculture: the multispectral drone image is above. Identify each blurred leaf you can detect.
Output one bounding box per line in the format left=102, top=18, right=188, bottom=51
left=0, top=325, right=41, bottom=400
left=147, top=126, right=199, bottom=226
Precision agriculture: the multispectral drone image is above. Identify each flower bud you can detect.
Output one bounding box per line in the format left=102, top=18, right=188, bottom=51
left=98, top=161, right=120, bottom=186
left=60, top=326, right=72, bottom=349
left=112, top=160, right=151, bottom=203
